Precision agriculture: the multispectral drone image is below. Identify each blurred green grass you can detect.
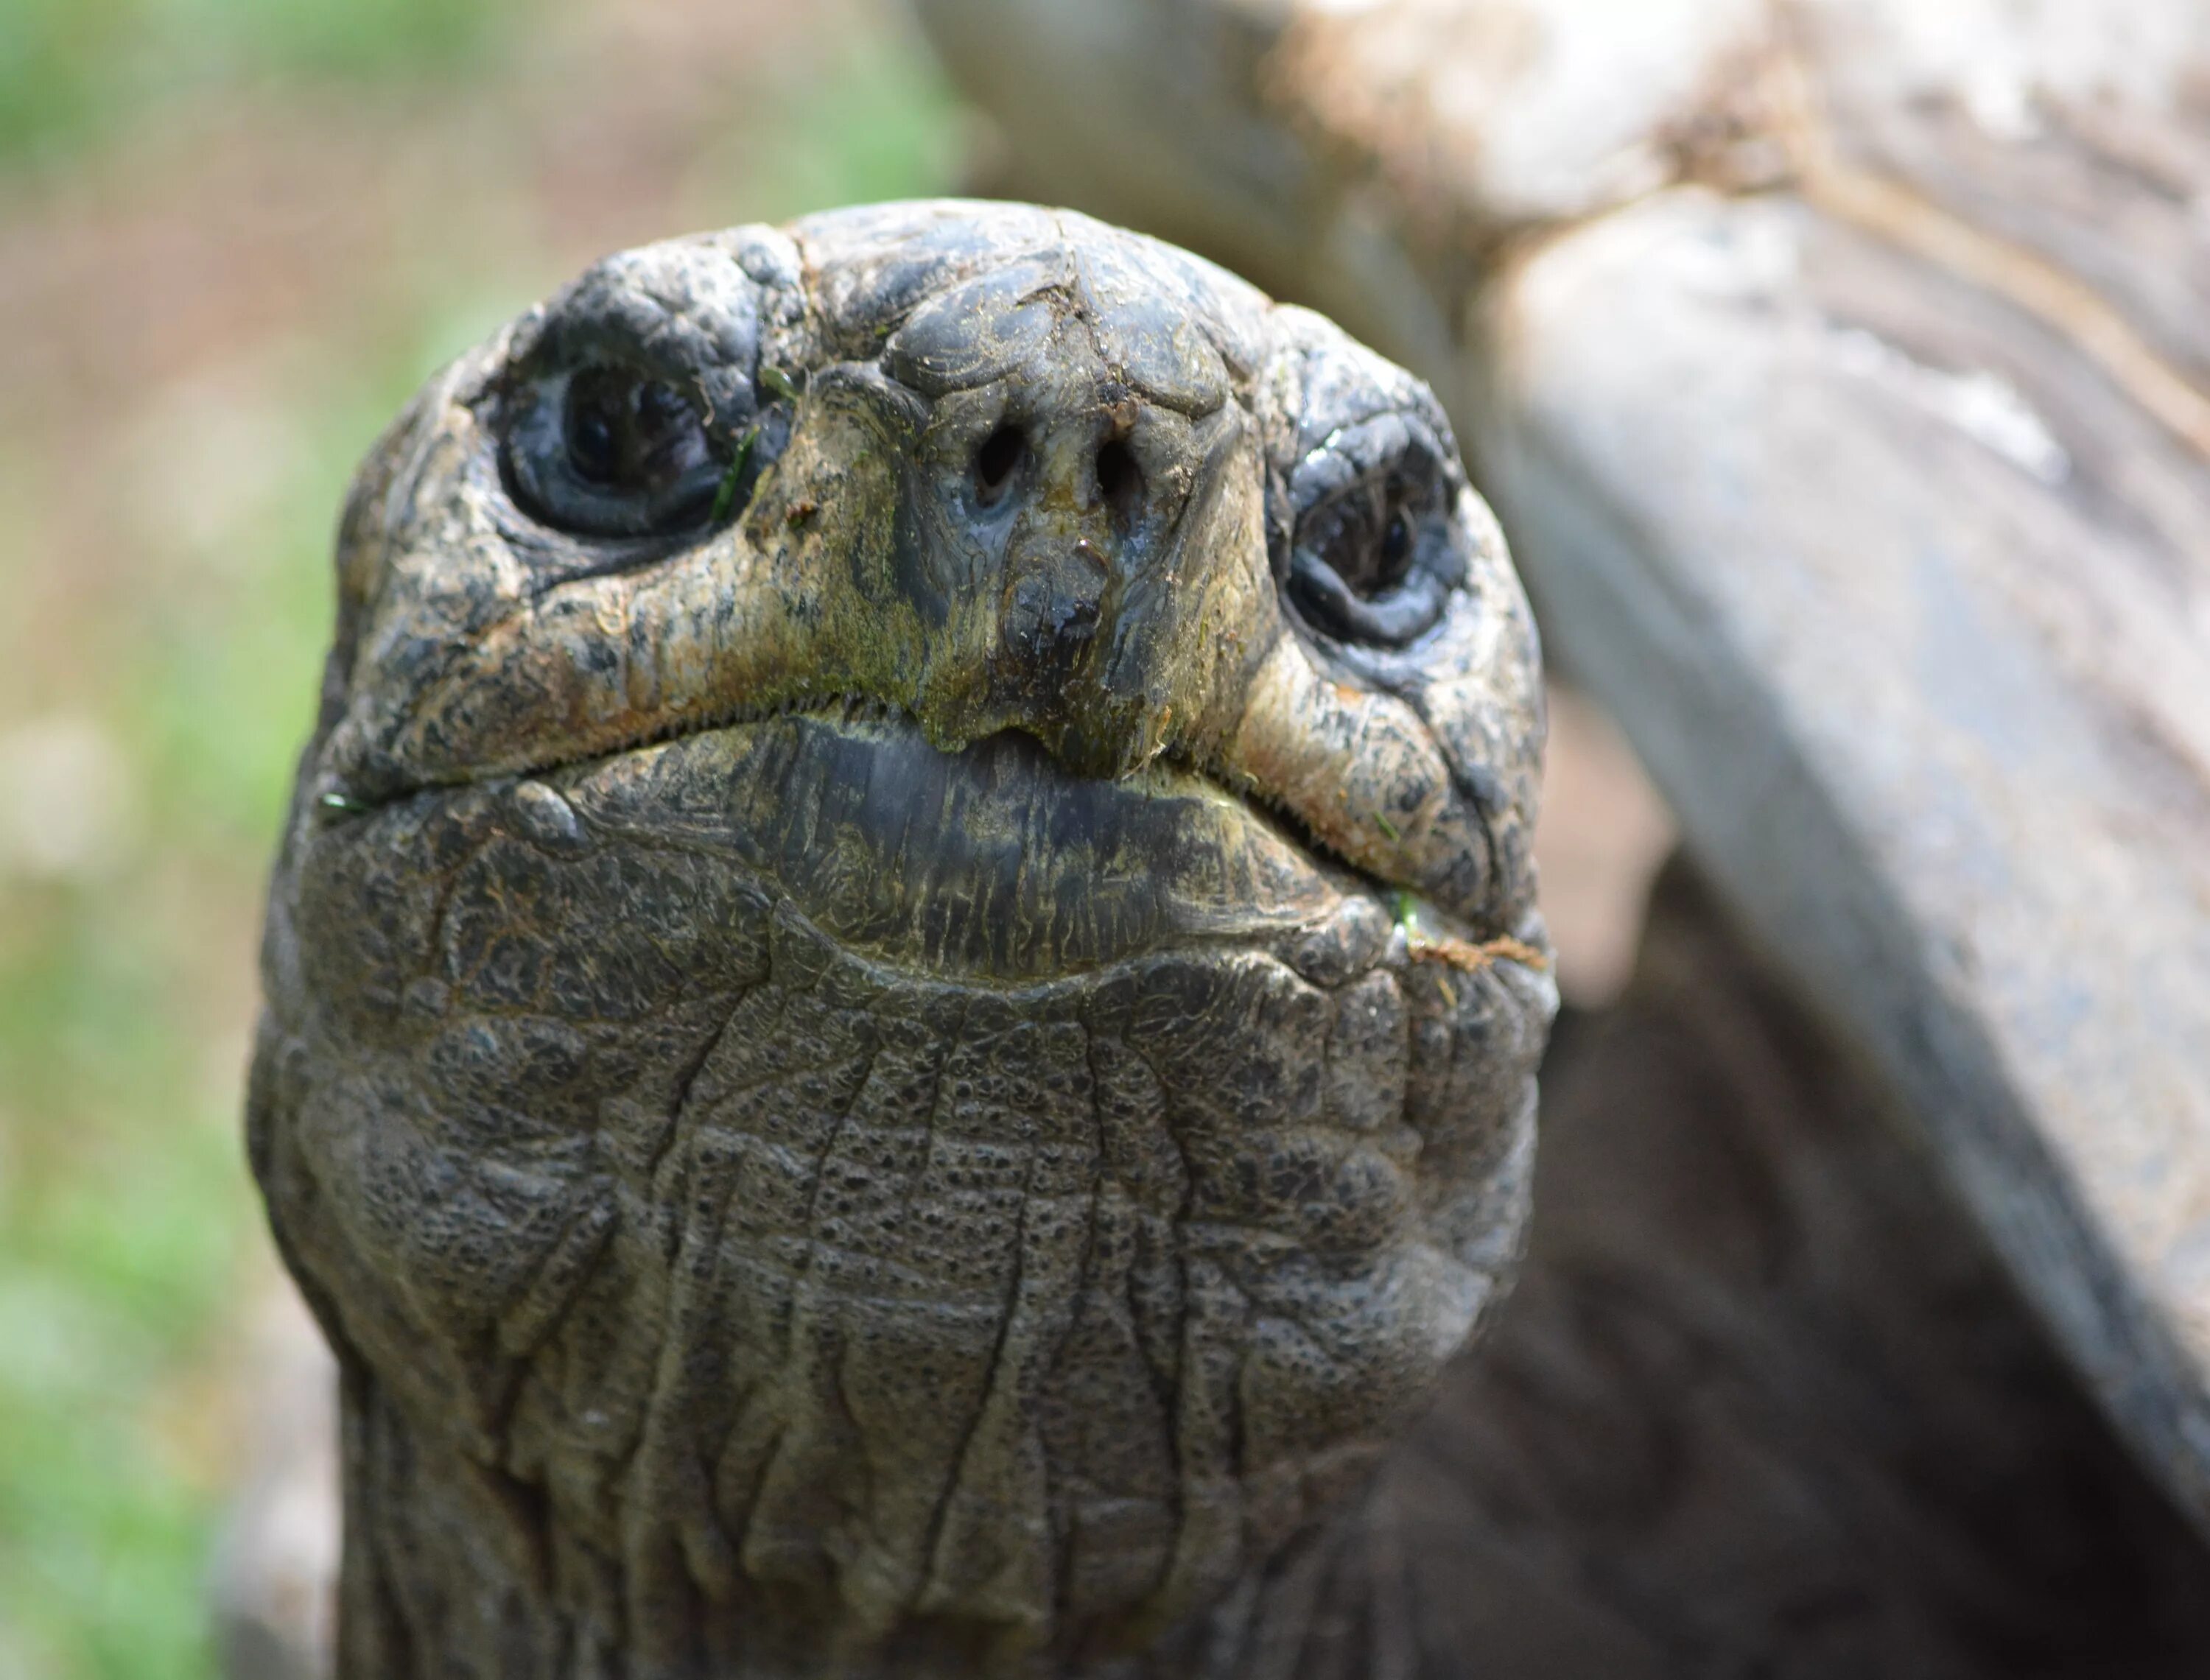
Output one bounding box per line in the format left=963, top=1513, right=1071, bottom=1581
left=0, top=0, right=520, bottom=169
left=0, top=3, right=962, bottom=1673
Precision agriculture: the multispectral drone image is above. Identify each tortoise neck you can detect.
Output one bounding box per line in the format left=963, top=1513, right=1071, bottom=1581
left=329, top=1367, right=1404, bottom=1680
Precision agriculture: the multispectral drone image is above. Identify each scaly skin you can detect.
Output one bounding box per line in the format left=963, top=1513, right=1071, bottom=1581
left=248, top=201, right=1554, bottom=1679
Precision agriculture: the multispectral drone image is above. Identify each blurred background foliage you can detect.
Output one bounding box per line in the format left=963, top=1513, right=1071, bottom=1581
left=0, top=1, right=963, bottom=1672
left=0, top=0, right=515, bottom=166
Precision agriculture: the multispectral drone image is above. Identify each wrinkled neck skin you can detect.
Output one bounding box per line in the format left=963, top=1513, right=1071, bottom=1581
left=331, top=1363, right=1472, bottom=1680
left=249, top=203, right=1552, bottom=1679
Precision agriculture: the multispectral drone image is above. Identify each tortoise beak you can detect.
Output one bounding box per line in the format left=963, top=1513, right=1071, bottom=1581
left=989, top=396, right=1251, bottom=779
left=878, top=261, right=1272, bottom=780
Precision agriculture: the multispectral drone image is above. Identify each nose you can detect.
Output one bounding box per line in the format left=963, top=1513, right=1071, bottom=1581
left=887, top=257, right=1229, bottom=574
left=966, top=382, right=1234, bottom=765
left=972, top=386, right=1179, bottom=635
left=988, top=389, right=1148, bottom=531
left=879, top=256, right=1248, bottom=773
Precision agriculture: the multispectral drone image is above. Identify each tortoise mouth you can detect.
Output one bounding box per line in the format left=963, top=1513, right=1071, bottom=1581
left=535, top=703, right=1411, bottom=983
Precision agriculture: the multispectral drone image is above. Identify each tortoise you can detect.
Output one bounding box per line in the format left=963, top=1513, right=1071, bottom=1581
left=245, top=11, right=2210, bottom=1663
left=248, top=200, right=1560, bottom=1677
left=248, top=183, right=2210, bottom=1674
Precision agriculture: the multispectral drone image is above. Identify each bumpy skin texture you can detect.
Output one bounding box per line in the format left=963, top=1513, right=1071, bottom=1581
left=248, top=201, right=1553, bottom=1679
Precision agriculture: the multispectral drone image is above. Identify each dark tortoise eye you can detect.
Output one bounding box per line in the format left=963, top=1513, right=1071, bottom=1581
left=1286, top=468, right=1450, bottom=647
left=1383, top=511, right=1411, bottom=568
left=564, top=376, right=622, bottom=485
left=505, top=365, right=731, bottom=539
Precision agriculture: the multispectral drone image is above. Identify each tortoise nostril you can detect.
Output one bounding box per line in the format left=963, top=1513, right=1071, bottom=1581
left=975, top=424, right=1025, bottom=505
left=1095, top=439, right=1142, bottom=524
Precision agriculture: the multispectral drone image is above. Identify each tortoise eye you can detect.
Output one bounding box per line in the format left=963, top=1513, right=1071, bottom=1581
left=1383, top=511, right=1411, bottom=568
left=560, top=370, right=715, bottom=496
left=505, top=364, right=731, bottom=539
left=565, top=380, right=622, bottom=485
left=1286, top=471, right=1448, bottom=647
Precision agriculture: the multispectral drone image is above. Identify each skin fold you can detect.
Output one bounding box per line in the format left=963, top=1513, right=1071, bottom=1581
left=248, top=200, right=1554, bottom=1679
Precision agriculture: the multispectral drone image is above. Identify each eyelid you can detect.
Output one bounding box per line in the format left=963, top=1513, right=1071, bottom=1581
left=1285, top=410, right=1422, bottom=505
left=1287, top=545, right=1448, bottom=647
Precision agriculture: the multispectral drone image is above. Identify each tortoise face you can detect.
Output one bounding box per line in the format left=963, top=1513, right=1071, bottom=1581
left=252, top=203, right=1551, bottom=1670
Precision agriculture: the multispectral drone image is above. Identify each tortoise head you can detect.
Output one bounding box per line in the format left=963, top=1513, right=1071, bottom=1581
left=253, top=202, right=1552, bottom=1674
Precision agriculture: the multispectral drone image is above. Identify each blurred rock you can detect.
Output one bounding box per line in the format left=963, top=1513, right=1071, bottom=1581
left=1532, top=681, right=1674, bottom=1006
